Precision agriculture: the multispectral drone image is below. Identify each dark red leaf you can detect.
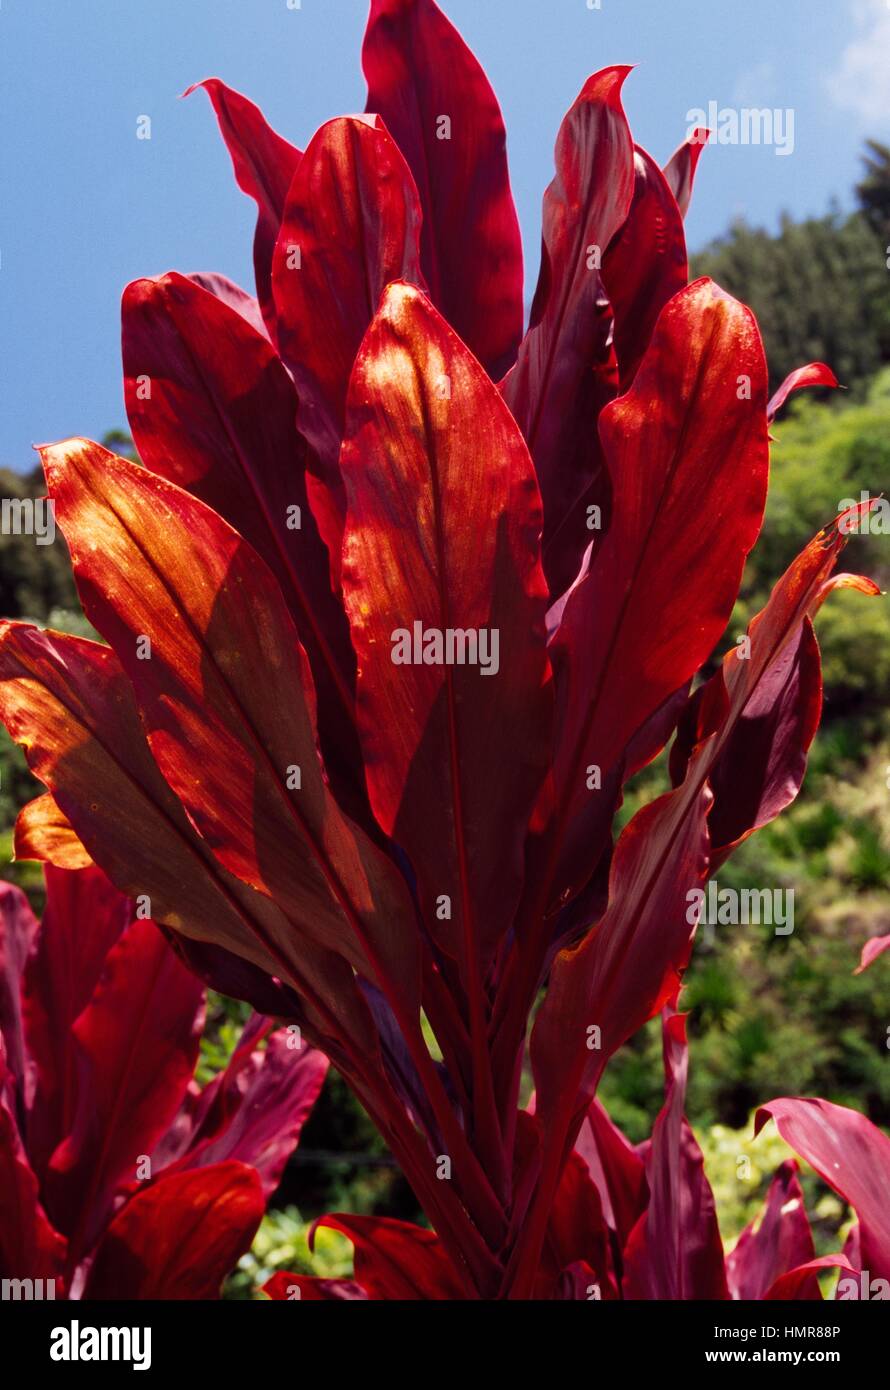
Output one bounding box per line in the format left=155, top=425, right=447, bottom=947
left=184, top=79, right=301, bottom=338
left=85, top=1162, right=263, bottom=1299
left=313, top=1213, right=465, bottom=1300
left=363, top=0, right=523, bottom=379
left=726, top=1160, right=819, bottom=1300
left=271, top=114, right=424, bottom=573
left=755, top=1097, right=890, bottom=1281
left=45, top=919, right=204, bottom=1251
left=602, top=144, right=689, bottom=394
left=171, top=1026, right=328, bottom=1198
left=23, top=865, right=132, bottom=1180
left=544, top=278, right=768, bottom=910
left=662, top=128, right=709, bottom=218
left=502, top=67, right=634, bottom=594
left=622, top=1010, right=728, bottom=1300
left=340, top=282, right=551, bottom=973
left=122, top=270, right=361, bottom=807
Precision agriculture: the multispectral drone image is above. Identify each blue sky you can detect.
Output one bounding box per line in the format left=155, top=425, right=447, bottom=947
left=2, top=0, right=888, bottom=470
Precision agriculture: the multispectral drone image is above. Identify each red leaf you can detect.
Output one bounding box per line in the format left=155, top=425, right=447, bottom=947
left=767, top=363, right=840, bottom=422
left=42, top=439, right=420, bottom=1018
left=763, top=1253, right=855, bottom=1301
left=574, top=1099, right=648, bottom=1249
left=171, top=1025, right=328, bottom=1198
left=856, top=934, right=890, bottom=974
left=602, top=144, right=689, bottom=393
left=545, top=278, right=768, bottom=910
left=84, top=1162, right=264, bottom=1299
left=122, top=271, right=361, bottom=807
left=502, top=68, right=634, bottom=594
left=185, top=79, right=301, bottom=339
left=0, top=1051, right=66, bottom=1283
left=45, top=919, right=204, bottom=1252
left=340, top=282, right=551, bottom=974
left=669, top=516, right=880, bottom=866
left=622, top=1010, right=728, bottom=1300
left=314, top=1213, right=465, bottom=1300
left=184, top=271, right=269, bottom=338
left=726, top=1161, right=819, bottom=1300
left=271, top=114, right=424, bottom=569
left=662, top=128, right=709, bottom=219
left=23, top=865, right=132, bottom=1181
left=755, top=1097, right=890, bottom=1281
left=542, top=1148, right=617, bottom=1299
left=672, top=620, right=823, bottom=869
left=363, top=0, right=523, bottom=379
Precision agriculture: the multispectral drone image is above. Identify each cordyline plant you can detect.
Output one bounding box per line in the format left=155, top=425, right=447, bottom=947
left=0, top=863, right=327, bottom=1298
left=1, top=0, right=888, bottom=1299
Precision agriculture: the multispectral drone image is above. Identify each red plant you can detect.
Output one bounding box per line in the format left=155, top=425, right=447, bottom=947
left=0, top=0, right=885, bottom=1298
left=0, top=864, right=327, bottom=1299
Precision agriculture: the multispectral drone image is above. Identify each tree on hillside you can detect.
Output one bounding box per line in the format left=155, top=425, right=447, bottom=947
left=857, top=138, right=890, bottom=242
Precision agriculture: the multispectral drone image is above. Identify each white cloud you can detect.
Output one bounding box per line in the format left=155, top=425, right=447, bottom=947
left=828, top=0, right=890, bottom=126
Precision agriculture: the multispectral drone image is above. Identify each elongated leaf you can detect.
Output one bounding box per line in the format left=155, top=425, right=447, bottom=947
left=574, top=1099, right=647, bottom=1248
left=85, top=1161, right=264, bottom=1299
left=602, top=144, right=689, bottom=393
left=0, top=1062, right=65, bottom=1282
left=763, top=1253, right=855, bottom=1301
left=122, top=270, right=361, bottom=805
left=531, top=775, right=712, bottom=1175
left=502, top=67, right=634, bottom=594
left=41, top=439, right=420, bottom=1014
left=172, top=1026, right=328, bottom=1197
left=45, top=919, right=204, bottom=1251
left=767, top=363, right=839, bottom=422
left=671, top=619, right=823, bottom=869
left=271, top=114, right=424, bottom=563
left=544, top=278, right=769, bottom=909
left=727, top=1160, right=819, bottom=1301
left=340, top=282, right=551, bottom=970
left=622, top=1010, right=728, bottom=1300
left=23, top=865, right=132, bottom=1180
left=363, top=0, right=523, bottom=379
left=755, top=1097, right=890, bottom=1280
left=663, top=128, right=708, bottom=218
left=185, top=79, right=301, bottom=337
